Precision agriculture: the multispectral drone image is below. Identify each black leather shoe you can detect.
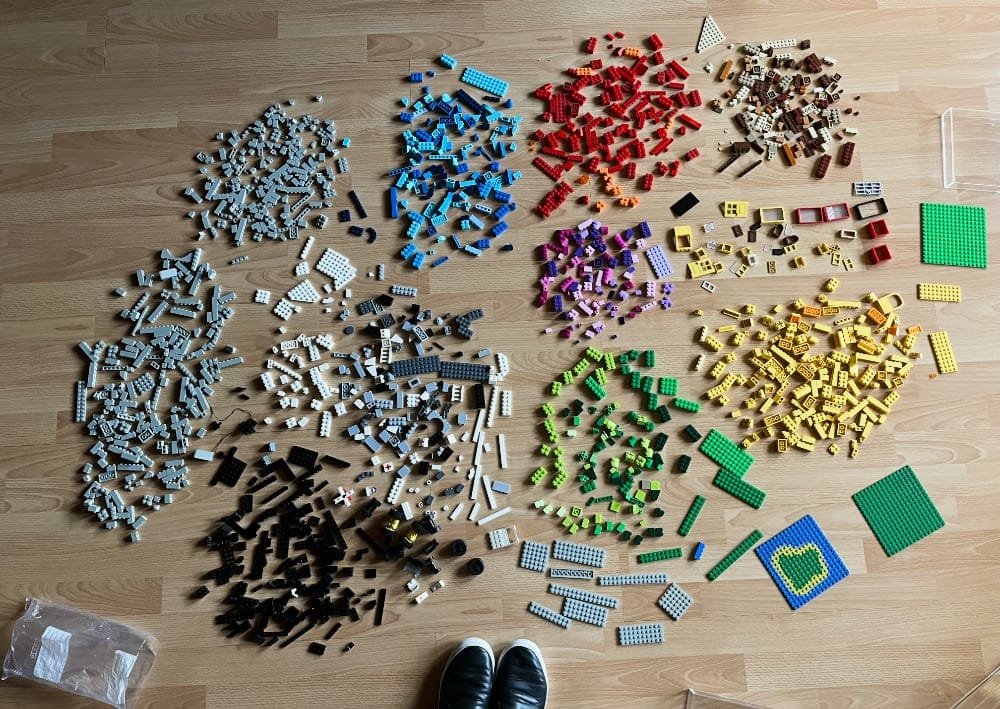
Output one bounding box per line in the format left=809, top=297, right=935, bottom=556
left=491, top=639, right=548, bottom=709
left=439, top=637, right=495, bottom=709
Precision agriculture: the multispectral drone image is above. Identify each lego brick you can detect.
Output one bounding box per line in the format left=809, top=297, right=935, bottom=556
left=637, top=547, right=683, bottom=564
left=671, top=192, right=700, bottom=218
left=527, top=600, right=572, bottom=629
left=657, top=583, right=694, bottom=620
left=549, top=567, right=595, bottom=580
left=460, top=66, right=510, bottom=96
left=696, top=15, right=725, bottom=53
left=561, top=597, right=608, bottom=626
left=927, top=331, right=958, bottom=374
left=755, top=514, right=849, bottom=610
left=548, top=583, right=619, bottom=609
left=519, top=540, right=551, bottom=573
left=677, top=495, right=706, bottom=537
left=920, top=202, right=987, bottom=269
left=706, top=530, right=763, bottom=581
left=552, top=539, right=606, bottom=568
left=917, top=283, right=961, bottom=303
left=598, top=573, right=669, bottom=586
left=852, top=465, right=944, bottom=557
left=700, top=428, right=754, bottom=476
left=616, top=623, right=663, bottom=646
left=645, top=244, right=673, bottom=278
left=713, top=469, right=766, bottom=509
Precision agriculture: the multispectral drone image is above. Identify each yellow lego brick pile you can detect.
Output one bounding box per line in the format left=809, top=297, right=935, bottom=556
left=694, top=279, right=924, bottom=458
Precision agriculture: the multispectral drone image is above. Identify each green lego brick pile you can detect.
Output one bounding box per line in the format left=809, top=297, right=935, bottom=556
left=920, top=202, right=988, bottom=269
left=532, top=346, right=705, bottom=548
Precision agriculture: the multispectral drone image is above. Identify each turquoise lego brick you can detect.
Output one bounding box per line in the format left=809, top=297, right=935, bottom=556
left=460, top=66, right=510, bottom=96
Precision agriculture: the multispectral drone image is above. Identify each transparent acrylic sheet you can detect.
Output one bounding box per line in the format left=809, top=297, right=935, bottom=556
left=941, top=108, right=1000, bottom=193
left=2, top=598, right=157, bottom=709
left=686, top=688, right=769, bottom=708
left=951, top=664, right=1000, bottom=708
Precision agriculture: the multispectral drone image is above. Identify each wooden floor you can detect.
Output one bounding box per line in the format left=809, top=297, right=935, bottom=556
left=2, top=1, right=999, bottom=707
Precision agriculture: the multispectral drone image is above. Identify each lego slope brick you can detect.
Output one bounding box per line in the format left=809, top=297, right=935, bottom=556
left=920, top=202, right=988, bottom=268
left=852, top=465, right=944, bottom=557
left=754, top=514, right=849, bottom=610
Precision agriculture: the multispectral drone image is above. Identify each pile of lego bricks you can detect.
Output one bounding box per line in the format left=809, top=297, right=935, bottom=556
left=388, top=58, right=523, bottom=269
left=531, top=347, right=709, bottom=544
left=75, top=249, right=241, bottom=542
left=535, top=219, right=676, bottom=340
left=710, top=39, right=860, bottom=178
left=196, top=443, right=464, bottom=654
left=183, top=100, right=355, bottom=246
left=693, top=280, right=925, bottom=458
left=530, top=31, right=703, bottom=217
left=252, top=240, right=359, bottom=323
left=252, top=290, right=515, bottom=529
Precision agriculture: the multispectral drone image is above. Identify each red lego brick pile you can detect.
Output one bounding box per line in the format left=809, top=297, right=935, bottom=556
left=530, top=32, right=704, bottom=218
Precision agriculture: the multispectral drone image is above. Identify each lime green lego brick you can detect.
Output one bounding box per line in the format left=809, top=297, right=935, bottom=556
left=541, top=402, right=555, bottom=416
left=603, top=353, right=617, bottom=371
left=700, top=428, right=754, bottom=476
left=678, top=495, right=707, bottom=537
left=637, top=547, right=683, bottom=564
left=530, top=467, right=548, bottom=485
left=550, top=381, right=563, bottom=396
left=713, top=469, right=766, bottom=509
left=658, top=377, right=678, bottom=396
left=586, top=346, right=605, bottom=362
left=672, top=397, right=701, bottom=413
left=920, top=202, right=987, bottom=269
left=852, top=465, right=944, bottom=556
left=706, top=530, right=763, bottom=581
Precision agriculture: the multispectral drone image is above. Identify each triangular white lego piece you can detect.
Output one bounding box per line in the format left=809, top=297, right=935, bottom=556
left=287, top=279, right=320, bottom=303
left=697, top=15, right=725, bottom=53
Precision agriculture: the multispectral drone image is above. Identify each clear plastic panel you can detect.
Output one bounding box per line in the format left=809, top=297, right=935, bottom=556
left=941, top=108, right=1000, bottom=192
left=951, top=664, right=1000, bottom=708
left=686, top=688, right=769, bottom=709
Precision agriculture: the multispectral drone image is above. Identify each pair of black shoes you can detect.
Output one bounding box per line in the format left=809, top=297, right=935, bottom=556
left=438, top=638, right=548, bottom=709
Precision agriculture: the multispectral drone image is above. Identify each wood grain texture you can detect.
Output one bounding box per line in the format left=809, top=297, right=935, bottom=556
left=1, top=1, right=999, bottom=708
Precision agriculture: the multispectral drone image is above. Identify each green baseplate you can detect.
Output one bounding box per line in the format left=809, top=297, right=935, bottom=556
left=920, top=202, right=988, bottom=269
left=852, top=465, right=945, bottom=556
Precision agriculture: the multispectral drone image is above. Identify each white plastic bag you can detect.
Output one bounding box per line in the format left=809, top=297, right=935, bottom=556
left=2, top=598, right=157, bottom=708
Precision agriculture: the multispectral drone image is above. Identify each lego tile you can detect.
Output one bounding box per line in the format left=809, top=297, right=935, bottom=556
left=920, top=202, right=987, bottom=269
left=754, top=514, right=849, bottom=610
left=852, top=465, right=944, bottom=557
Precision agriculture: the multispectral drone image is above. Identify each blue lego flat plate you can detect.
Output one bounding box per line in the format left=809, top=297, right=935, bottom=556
left=755, top=514, right=848, bottom=610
